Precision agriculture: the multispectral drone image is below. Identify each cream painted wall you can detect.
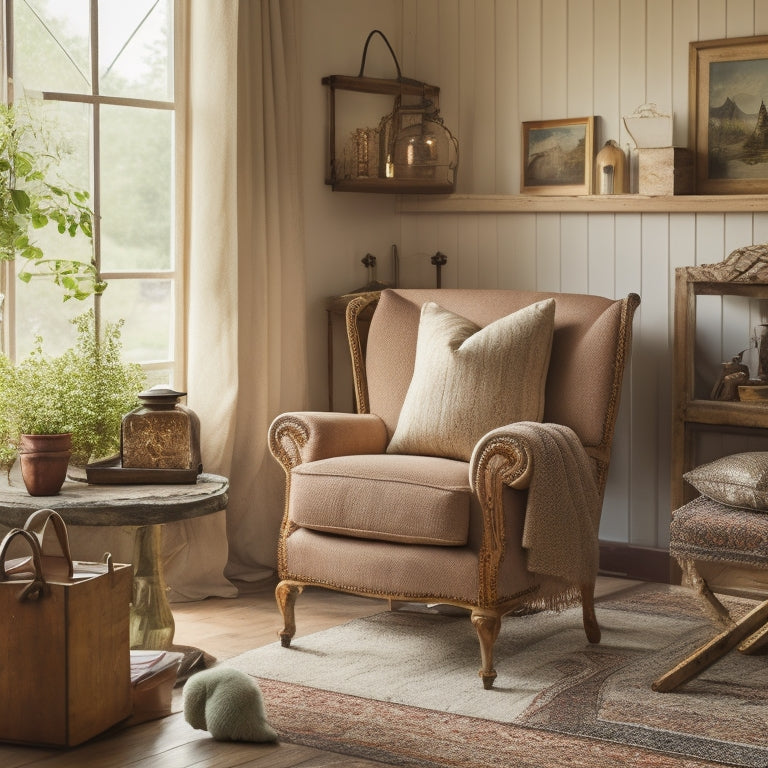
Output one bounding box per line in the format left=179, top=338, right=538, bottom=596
left=298, top=0, right=768, bottom=551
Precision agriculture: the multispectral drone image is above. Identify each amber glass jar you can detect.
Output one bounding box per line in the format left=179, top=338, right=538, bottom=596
left=121, top=387, right=201, bottom=472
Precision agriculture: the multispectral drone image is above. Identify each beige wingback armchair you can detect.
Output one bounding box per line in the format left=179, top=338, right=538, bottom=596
left=269, top=288, right=639, bottom=688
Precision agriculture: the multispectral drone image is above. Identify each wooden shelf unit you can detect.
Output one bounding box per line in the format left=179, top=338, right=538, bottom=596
left=671, top=247, right=768, bottom=512
left=397, top=193, right=768, bottom=214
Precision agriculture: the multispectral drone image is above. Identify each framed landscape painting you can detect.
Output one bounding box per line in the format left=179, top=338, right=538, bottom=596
left=521, top=117, right=594, bottom=195
left=690, top=35, right=768, bottom=193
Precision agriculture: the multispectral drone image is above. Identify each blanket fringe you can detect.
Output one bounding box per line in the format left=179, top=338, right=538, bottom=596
left=514, top=584, right=584, bottom=614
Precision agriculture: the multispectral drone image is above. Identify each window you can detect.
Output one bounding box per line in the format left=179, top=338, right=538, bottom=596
left=2, top=0, right=180, bottom=386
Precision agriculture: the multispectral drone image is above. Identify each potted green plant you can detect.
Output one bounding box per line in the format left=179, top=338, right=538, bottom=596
left=0, top=101, right=106, bottom=301
left=6, top=337, right=75, bottom=495
left=1, top=310, right=146, bottom=494
left=58, top=310, right=147, bottom=466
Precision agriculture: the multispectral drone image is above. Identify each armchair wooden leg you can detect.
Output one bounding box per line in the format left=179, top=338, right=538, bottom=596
left=275, top=580, right=303, bottom=648
left=581, top=582, right=601, bottom=644
left=471, top=609, right=501, bottom=689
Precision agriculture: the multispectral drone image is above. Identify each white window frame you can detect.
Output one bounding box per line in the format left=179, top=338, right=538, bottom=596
left=0, top=0, right=185, bottom=388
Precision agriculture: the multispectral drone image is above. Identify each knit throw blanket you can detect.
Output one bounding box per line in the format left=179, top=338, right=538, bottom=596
left=504, top=422, right=601, bottom=595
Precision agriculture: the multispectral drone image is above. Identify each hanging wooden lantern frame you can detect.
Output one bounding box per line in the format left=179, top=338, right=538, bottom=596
left=322, top=30, right=458, bottom=194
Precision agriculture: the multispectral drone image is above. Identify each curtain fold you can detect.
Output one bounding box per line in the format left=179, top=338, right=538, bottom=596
left=173, top=0, right=307, bottom=591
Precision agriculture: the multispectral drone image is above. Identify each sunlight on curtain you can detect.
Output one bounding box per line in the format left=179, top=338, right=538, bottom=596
left=165, top=0, right=307, bottom=596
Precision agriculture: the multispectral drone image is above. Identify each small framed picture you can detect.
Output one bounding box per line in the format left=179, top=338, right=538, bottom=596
left=690, top=35, right=768, bottom=193
left=521, top=116, right=594, bottom=195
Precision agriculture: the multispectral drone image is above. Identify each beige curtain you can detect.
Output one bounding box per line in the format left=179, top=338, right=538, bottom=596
left=167, top=0, right=307, bottom=593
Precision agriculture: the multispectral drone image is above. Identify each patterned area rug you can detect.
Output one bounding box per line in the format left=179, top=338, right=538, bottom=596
left=225, top=583, right=768, bottom=768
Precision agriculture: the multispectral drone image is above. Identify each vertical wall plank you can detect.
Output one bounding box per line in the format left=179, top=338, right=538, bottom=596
left=593, top=0, right=622, bottom=147
left=457, top=0, right=477, bottom=194
left=697, top=0, right=727, bottom=40
left=496, top=0, right=519, bottom=193
left=438, top=0, right=461, bottom=181
left=473, top=1, right=498, bottom=193
left=641, top=214, right=673, bottom=544
left=436, top=215, right=460, bottom=289
left=535, top=215, right=562, bottom=291
left=587, top=214, right=617, bottom=298
left=476, top=217, right=499, bottom=288
left=413, top=0, right=441, bottom=82
left=541, top=0, right=568, bottom=116
left=646, top=0, right=673, bottom=115
left=497, top=216, right=519, bottom=289
left=507, top=214, right=539, bottom=290
left=726, top=0, right=756, bottom=37
left=560, top=214, right=589, bottom=293
left=518, top=0, right=543, bottom=121
left=671, top=0, right=698, bottom=147
left=566, top=0, right=594, bottom=116
left=457, top=215, right=481, bottom=288
left=619, top=0, right=647, bottom=121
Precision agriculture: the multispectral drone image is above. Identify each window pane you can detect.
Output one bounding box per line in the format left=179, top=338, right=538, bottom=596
left=13, top=276, right=91, bottom=358
left=13, top=0, right=91, bottom=95
left=100, top=105, right=173, bottom=271
left=100, top=279, right=172, bottom=362
left=99, top=0, right=172, bottom=101
left=25, top=99, right=93, bottom=196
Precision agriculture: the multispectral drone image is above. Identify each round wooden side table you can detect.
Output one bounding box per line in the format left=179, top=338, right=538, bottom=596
left=0, top=472, right=229, bottom=651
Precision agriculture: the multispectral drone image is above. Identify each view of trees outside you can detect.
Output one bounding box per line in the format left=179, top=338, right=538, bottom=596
left=9, top=0, right=175, bottom=383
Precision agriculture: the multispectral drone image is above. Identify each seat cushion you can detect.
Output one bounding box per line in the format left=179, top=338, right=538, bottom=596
left=670, top=495, right=768, bottom=568
left=386, top=298, right=555, bottom=461
left=289, top=454, right=472, bottom=546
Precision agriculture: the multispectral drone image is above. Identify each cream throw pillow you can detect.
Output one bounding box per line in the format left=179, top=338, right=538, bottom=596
left=387, top=298, right=556, bottom=462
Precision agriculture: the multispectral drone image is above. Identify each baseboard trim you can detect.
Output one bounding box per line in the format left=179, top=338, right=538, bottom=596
left=599, top=541, right=671, bottom=584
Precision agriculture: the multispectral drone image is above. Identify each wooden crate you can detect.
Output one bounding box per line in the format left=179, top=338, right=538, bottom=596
left=638, top=147, right=693, bottom=195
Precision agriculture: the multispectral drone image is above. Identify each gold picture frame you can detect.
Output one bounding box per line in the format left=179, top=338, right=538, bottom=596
left=521, top=117, right=594, bottom=195
left=690, top=35, right=768, bottom=194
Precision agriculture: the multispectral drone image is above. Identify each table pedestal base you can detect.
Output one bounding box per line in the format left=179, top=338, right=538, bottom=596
left=129, top=525, right=175, bottom=650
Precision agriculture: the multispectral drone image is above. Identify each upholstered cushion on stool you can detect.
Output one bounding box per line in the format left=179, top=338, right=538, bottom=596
left=670, top=495, right=768, bottom=568
left=289, top=454, right=472, bottom=546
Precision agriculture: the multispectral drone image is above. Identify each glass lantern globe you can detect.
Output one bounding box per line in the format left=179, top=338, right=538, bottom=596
left=378, top=97, right=458, bottom=191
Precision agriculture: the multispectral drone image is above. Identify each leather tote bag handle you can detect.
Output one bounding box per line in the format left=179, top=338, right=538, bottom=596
left=22, top=509, right=74, bottom=579
left=0, top=528, right=48, bottom=602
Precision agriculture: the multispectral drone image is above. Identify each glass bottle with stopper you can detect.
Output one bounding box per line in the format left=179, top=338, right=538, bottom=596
left=121, top=386, right=202, bottom=473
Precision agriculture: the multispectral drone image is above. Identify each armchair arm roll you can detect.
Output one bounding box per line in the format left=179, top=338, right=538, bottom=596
left=268, top=411, right=389, bottom=471
left=470, top=426, right=535, bottom=495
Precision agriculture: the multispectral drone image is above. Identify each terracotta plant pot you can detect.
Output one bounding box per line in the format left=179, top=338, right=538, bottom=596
left=18, top=433, right=72, bottom=496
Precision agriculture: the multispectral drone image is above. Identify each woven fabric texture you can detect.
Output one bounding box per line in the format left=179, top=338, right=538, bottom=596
left=289, top=454, right=472, bottom=546
left=386, top=299, right=555, bottom=462
left=670, top=495, right=768, bottom=567
left=684, top=452, right=768, bottom=511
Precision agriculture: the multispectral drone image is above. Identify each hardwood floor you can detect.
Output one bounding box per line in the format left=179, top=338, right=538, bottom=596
left=2, top=575, right=639, bottom=767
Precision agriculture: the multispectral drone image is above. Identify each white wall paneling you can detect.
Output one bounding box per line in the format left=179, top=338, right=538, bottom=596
left=391, top=1, right=768, bottom=551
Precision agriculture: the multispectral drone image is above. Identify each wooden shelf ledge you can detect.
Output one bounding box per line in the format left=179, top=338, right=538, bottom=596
left=396, top=193, right=768, bottom=214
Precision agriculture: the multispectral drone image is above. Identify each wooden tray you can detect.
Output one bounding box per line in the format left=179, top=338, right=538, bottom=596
left=85, top=456, right=199, bottom=485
